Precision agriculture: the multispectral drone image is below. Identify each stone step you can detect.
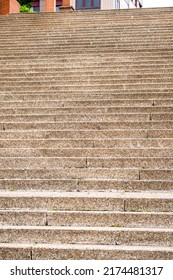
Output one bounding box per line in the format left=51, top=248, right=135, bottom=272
left=0, top=43, right=172, bottom=51
left=0, top=92, right=173, bottom=99
left=0, top=113, right=152, bottom=122
left=1, top=19, right=173, bottom=28
left=0, top=179, right=172, bottom=191
left=0, top=138, right=172, bottom=149
left=0, top=107, right=172, bottom=115
left=0, top=243, right=172, bottom=260
left=1, top=121, right=173, bottom=130
left=1, top=148, right=173, bottom=158
left=1, top=71, right=173, bottom=77
left=1, top=84, right=173, bottom=91
left=0, top=93, right=173, bottom=101
left=1, top=58, right=172, bottom=65
left=0, top=168, right=140, bottom=180
left=1, top=36, right=172, bottom=42
left=0, top=225, right=172, bottom=246
left=0, top=48, right=172, bottom=57
left=1, top=64, right=173, bottom=71
left=0, top=191, right=172, bottom=211
left=0, top=168, right=172, bottom=180
left=0, top=129, right=149, bottom=139
left=1, top=38, right=172, bottom=46
left=5, top=35, right=171, bottom=43
left=1, top=148, right=173, bottom=157
left=0, top=100, right=173, bottom=108
left=1, top=114, right=173, bottom=122
left=0, top=67, right=173, bottom=75
left=0, top=129, right=171, bottom=139
left=1, top=89, right=172, bottom=94
left=1, top=77, right=173, bottom=84
left=0, top=210, right=172, bottom=228
left=1, top=19, right=173, bottom=27
left=0, top=157, right=172, bottom=169
left=4, top=77, right=173, bottom=84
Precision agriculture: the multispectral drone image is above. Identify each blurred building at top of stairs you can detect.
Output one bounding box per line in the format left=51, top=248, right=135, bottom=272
left=31, top=0, right=143, bottom=13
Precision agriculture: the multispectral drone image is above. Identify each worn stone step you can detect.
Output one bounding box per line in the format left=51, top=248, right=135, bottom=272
left=0, top=45, right=172, bottom=53
left=0, top=168, right=172, bottom=180
left=0, top=127, right=173, bottom=139
left=1, top=121, right=173, bottom=130
left=0, top=179, right=172, bottom=191
left=0, top=191, right=172, bottom=212
left=0, top=139, right=172, bottom=149
left=140, top=170, right=173, bottom=180
left=0, top=209, right=172, bottom=228
left=0, top=157, right=172, bottom=169
left=1, top=89, right=172, bottom=94
left=29, top=243, right=173, bottom=260
left=0, top=100, right=158, bottom=108
left=0, top=243, right=172, bottom=260
left=0, top=114, right=173, bottom=122
left=0, top=225, right=172, bottom=246
left=0, top=243, right=173, bottom=260
left=1, top=64, right=172, bottom=71
left=0, top=129, right=172, bottom=139
left=1, top=71, right=173, bottom=79
left=0, top=75, right=173, bottom=85
left=1, top=64, right=173, bottom=71
left=1, top=68, right=173, bottom=76
left=0, top=114, right=152, bottom=122
left=1, top=38, right=172, bottom=45
left=1, top=148, right=173, bottom=158
left=0, top=93, right=173, bottom=101
left=0, top=168, right=139, bottom=180
left=0, top=98, right=171, bottom=104
left=1, top=51, right=173, bottom=59
left=0, top=107, right=172, bottom=115
left=0, top=81, right=173, bottom=88
left=0, top=129, right=148, bottom=139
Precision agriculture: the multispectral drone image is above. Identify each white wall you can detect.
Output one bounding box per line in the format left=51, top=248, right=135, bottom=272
left=101, top=0, right=136, bottom=10
left=120, top=0, right=130, bottom=9
left=70, top=0, right=76, bottom=9
left=101, top=0, right=114, bottom=10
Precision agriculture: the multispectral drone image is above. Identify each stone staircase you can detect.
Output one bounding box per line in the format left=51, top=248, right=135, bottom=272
left=0, top=8, right=173, bottom=260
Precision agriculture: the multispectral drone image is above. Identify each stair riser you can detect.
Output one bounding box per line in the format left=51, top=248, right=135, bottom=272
left=0, top=245, right=172, bottom=260
left=0, top=228, right=172, bottom=246
left=1, top=180, right=172, bottom=191
left=0, top=139, right=172, bottom=149
left=0, top=114, right=173, bottom=122
left=1, top=211, right=172, bottom=228
left=0, top=197, right=172, bottom=212
left=0, top=94, right=172, bottom=101
left=0, top=130, right=148, bottom=139
left=0, top=158, right=172, bottom=169
left=1, top=149, right=173, bottom=158
left=0, top=108, right=172, bottom=115
left=1, top=122, right=173, bottom=130
left=31, top=247, right=173, bottom=260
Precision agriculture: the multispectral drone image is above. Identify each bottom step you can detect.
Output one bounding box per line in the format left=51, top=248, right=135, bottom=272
left=0, top=243, right=173, bottom=260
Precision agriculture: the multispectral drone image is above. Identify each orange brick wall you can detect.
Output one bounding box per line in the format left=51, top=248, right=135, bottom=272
left=10, top=0, right=20, bottom=14
left=62, top=0, right=70, bottom=6
left=45, top=0, right=55, bottom=12
left=0, top=0, right=19, bottom=15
